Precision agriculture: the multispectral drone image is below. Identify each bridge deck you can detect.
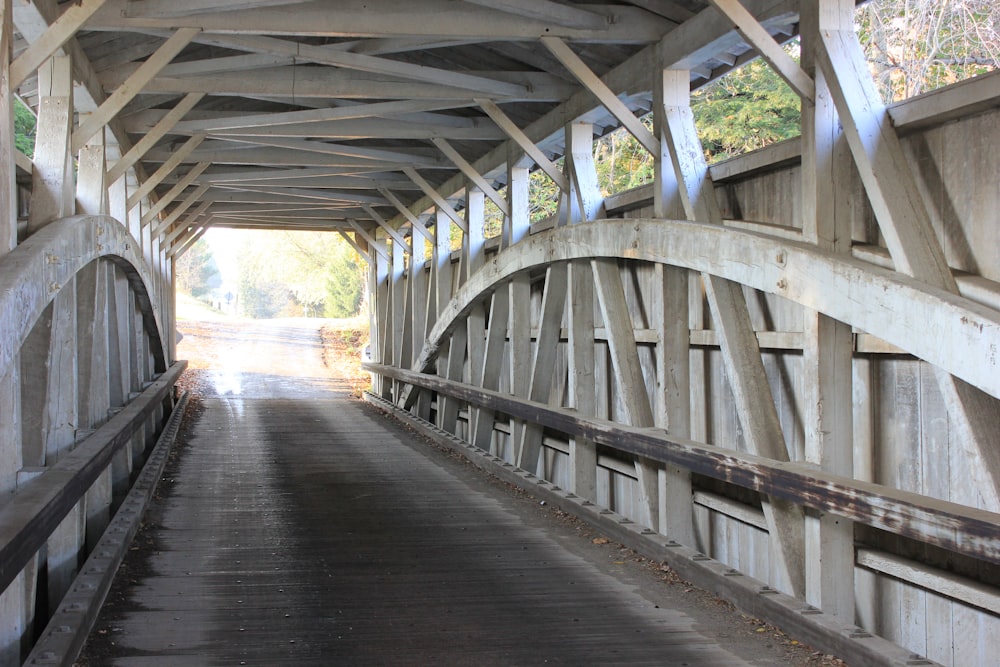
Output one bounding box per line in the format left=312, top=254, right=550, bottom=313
left=77, top=320, right=822, bottom=666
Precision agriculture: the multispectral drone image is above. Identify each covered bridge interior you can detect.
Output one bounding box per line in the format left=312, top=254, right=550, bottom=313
left=0, top=0, right=998, bottom=665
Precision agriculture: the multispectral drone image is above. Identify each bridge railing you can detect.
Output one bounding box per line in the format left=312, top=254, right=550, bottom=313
left=363, top=69, right=1000, bottom=667
left=0, top=214, right=185, bottom=666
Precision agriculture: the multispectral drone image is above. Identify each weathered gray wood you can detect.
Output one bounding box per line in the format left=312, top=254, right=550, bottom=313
left=541, top=36, right=658, bottom=156
left=432, top=139, right=508, bottom=217
left=655, top=263, right=693, bottom=543
left=75, top=127, right=108, bottom=216
left=471, top=287, right=509, bottom=451
left=107, top=92, right=204, bottom=185
left=659, top=65, right=805, bottom=595
left=27, top=56, right=73, bottom=236
left=819, top=24, right=1000, bottom=513
left=152, top=184, right=210, bottom=239
left=138, top=162, right=210, bottom=226
left=592, top=258, right=658, bottom=528
left=564, top=122, right=605, bottom=223
left=127, top=134, right=205, bottom=210
left=705, top=0, right=813, bottom=99
left=366, top=361, right=1000, bottom=566
left=390, top=238, right=406, bottom=369
left=411, top=219, right=1000, bottom=403
left=567, top=260, right=597, bottom=501
left=0, top=0, right=14, bottom=255
left=404, top=167, right=467, bottom=233
left=8, top=0, right=108, bottom=89
left=515, top=263, right=567, bottom=472
left=72, top=27, right=199, bottom=152
left=91, top=0, right=671, bottom=42
left=479, top=99, right=568, bottom=192
left=0, top=363, right=185, bottom=595
left=505, top=157, right=530, bottom=249
left=799, top=0, right=855, bottom=621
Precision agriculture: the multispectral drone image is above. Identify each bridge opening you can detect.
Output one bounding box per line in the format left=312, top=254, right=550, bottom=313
left=1, top=1, right=998, bottom=665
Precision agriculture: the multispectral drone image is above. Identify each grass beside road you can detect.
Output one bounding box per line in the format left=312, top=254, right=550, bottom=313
left=320, top=315, right=371, bottom=397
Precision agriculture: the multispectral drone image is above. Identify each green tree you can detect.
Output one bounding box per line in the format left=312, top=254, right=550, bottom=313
left=175, top=239, right=222, bottom=298
left=692, top=57, right=801, bottom=163
left=325, top=243, right=365, bottom=317
left=14, top=98, right=36, bottom=156
left=233, top=229, right=366, bottom=318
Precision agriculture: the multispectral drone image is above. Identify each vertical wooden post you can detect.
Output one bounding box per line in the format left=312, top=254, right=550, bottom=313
left=408, top=228, right=431, bottom=419
left=472, top=286, right=509, bottom=452
left=658, top=66, right=805, bottom=596
left=434, top=209, right=456, bottom=428
left=43, top=283, right=83, bottom=614
left=77, top=261, right=112, bottom=548
left=800, top=0, right=856, bottom=621
left=567, top=260, right=597, bottom=500
left=465, top=187, right=488, bottom=441
left=564, top=122, right=604, bottom=223
left=27, top=55, right=73, bottom=235
left=0, top=3, right=31, bottom=661
left=514, top=263, right=567, bottom=473
left=75, top=122, right=108, bottom=216
left=373, top=240, right=390, bottom=397
left=505, top=147, right=530, bottom=248
left=652, top=77, right=694, bottom=541
left=592, top=259, right=659, bottom=528
left=390, top=237, right=406, bottom=367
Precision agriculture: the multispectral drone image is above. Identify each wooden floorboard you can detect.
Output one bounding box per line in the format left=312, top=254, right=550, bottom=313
left=79, top=393, right=774, bottom=666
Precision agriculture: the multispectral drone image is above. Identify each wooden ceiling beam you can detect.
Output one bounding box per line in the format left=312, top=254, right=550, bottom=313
left=90, top=0, right=673, bottom=43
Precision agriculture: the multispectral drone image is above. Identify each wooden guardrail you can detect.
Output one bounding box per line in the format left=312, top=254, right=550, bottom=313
left=0, top=361, right=186, bottom=594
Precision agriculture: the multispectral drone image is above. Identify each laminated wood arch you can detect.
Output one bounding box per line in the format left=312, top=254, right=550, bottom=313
left=0, top=215, right=167, bottom=378
left=414, top=219, right=1000, bottom=401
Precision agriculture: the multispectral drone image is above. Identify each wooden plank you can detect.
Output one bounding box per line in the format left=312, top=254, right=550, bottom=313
left=92, top=0, right=673, bottom=42
left=184, top=32, right=529, bottom=97
left=337, top=231, right=370, bottom=264
left=404, top=167, right=468, bottom=233
left=820, top=26, right=1000, bottom=512
left=365, top=361, right=1000, bottom=566
left=591, top=259, right=658, bottom=528
left=431, top=138, right=509, bottom=216
left=515, top=263, right=567, bottom=472
left=471, top=287, right=508, bottom=451
left=564, top=122, right=605, bottom=223
left=127, top=134, right=205, bottom=210
left=541, top=36, right=658, bottom=156
left=659, top=66, right=804, bottom=594
left=408, top=218, right=1000, bottom=404
left=799, top=0, right=855, bottom=621
left=460, top=0, right=609, bottom=29
left=139, top=162, right=211, bottom=226
left=505, top=158, right=530, bottom=248
left=477, top=99, right=568, bottom=192
left=0, top=362, right=185, bottom=594
left=176, top=99, right=475, bottom=133
left=151, top=184, right=210, bottom=239
left=107, top=92, right=204, bottom=185
left=0, top=0, right=16, bottom=253
left=656, top=264, right=693, bottom=543
left=72, top=27, right=200, bottom=152
left=75, top=128, right=108, bottom=216
left=567, top=260, right=597, bottom=501
left=27, top=57, right=73, bottom=235
left=363, top=204, right=411, bottom=255
left=705, top=0, right=814, bottom=99
left=347, top=221, right=388, bottom=260
left=9, top=0, right=109, bottom=89
left=379, top=187, right=434, bottom=243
